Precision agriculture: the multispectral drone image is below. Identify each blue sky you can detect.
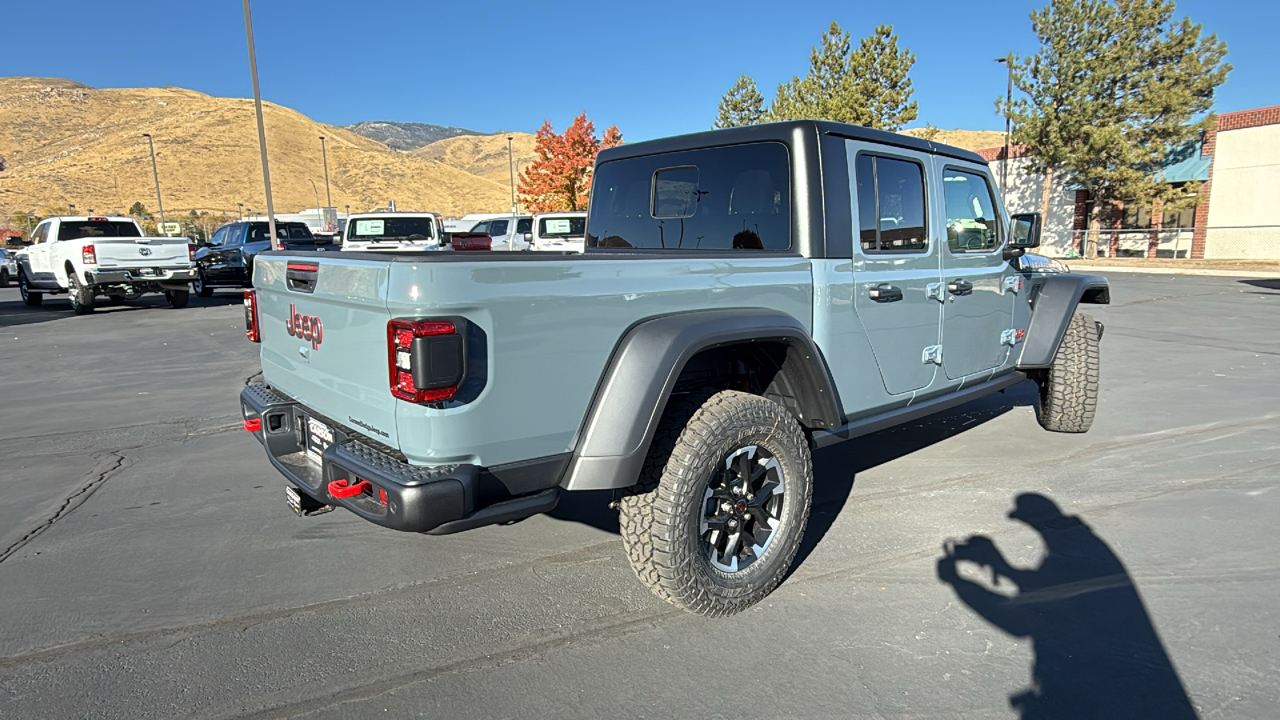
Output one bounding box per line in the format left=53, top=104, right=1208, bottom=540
left=7, top=0, right=1276, bottom=142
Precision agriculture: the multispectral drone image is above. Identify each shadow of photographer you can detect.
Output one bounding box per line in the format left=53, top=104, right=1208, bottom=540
left=937, top=493, right=1196, bottom=719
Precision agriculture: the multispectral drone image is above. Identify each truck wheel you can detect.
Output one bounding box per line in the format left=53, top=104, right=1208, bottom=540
left=0, top=268, right=9, bottom=288
left=193, top=271, right=213, bottom=297
left=618, top=390, right=813, bottom=617
left=1036, top=311, right=1100, bottom=433
left=18, top=272, right=42, bottom=306
left=68, top=275, right=95, bottom=315
left=165, top=289, right=190, bottom=309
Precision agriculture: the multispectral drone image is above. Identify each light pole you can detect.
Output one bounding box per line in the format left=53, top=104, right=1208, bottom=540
left=310, top=180, right=320, bottom=221
left=242, top=0, right=278, bottom=249
left=237, top=202, right=244, bottom=220
left=141, top=133, right=166, bottom=230
left=507, top=135, right=516, bottom=214
left=995, top=55, right=1013, bottom=199
left=319, top=136, right=332, bottom=209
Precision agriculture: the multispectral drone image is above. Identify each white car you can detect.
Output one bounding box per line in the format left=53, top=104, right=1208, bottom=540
left=340, top=213, right=447, bottom=253
left=16, top=216, right=195, bottom=313
left=0, top=248, right=17, bottom=287
left=528, top=212, right=587, bottom=252
left=470, top=215, right=533, bottom=251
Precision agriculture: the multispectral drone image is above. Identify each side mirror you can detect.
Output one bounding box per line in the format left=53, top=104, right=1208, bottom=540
left=522, top=232, right=533, bottom=243
left=1005, top=212, right=1042, bottom=261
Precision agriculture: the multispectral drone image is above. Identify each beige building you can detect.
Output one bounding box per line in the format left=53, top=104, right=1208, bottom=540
left=983, top=105, right=1280, bottom=260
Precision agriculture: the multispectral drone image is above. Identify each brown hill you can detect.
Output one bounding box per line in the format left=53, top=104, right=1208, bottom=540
left=900, top=127, right=1007, bottom=152
left=414, top=133, right=538, bottom=186
left=0, top=77, right=512, bottom=219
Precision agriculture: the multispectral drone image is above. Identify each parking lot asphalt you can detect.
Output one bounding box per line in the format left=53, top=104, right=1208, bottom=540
left=0, top=273, right=1277, bottom=719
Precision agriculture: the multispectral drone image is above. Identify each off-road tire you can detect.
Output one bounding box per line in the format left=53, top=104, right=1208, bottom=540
left=1037, top=311, right=1100, bottom=433
left=18, top=272, right=42, bottom=306
left=165, top=289, right=190, bottom=309
left=68, top=275, right=95, bottom=315
left=0, top=268, right=9, bottom=288
left=618, top=390, right=813, bottom=617
left=193, top=270, right=213, bottom=297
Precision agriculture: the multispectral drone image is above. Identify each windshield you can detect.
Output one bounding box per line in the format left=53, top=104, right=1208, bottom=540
left=347, top=217, right=435, bottom=242
left=539, top=217, right=586, bottom=239
left=57, top=221, right=142, bottom=241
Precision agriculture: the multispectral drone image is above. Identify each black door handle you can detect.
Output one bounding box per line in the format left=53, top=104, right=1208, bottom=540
left=869, top=284, right=903, bottom=302
left=948, top=279, right=974, bottom=295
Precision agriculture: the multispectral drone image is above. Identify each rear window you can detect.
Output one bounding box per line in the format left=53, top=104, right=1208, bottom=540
left=247, top=223, right=313, bottom=242
left=539, top=217, right=586, bottom=238
left=57, top=221, right=141, bottom=241
left=587, top=142, right=791, bottom=251
left=347, top=217, right=435, bottom=241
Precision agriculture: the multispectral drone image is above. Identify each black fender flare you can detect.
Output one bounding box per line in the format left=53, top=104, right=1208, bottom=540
left=1017, top=273, right=1110, bottom=369
left=560, top=308, right=841, bottom=491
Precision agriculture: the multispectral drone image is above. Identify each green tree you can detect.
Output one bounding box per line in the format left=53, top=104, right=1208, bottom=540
left=767, top=22, right=917, bottom=131
left=1007, top=0, right=1229, bottom=257
left=713, top=75, right=767, bottom=128
left=128, top=201, right=149, bottom=218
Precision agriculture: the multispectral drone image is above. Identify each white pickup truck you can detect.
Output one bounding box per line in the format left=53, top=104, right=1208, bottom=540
left=15, top=216, right=196, bottom=314
left=339, top=212, right=447, bottom=253
left=527, top=211, right=587, bottom=252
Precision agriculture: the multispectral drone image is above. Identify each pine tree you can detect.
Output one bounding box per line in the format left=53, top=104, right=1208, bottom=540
left=1008, top=0, right=1229, bottom=257
left=713, top=75, right=767, bottom=128
left=766, top=22, right=917, bottom=131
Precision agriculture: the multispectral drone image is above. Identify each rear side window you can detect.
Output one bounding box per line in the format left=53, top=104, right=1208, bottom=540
left=57, top=221, right=142, bottom=241
left=587, top=142, right=791, bottom=250
left=943, top=169, right=1002, bottom=253
left=855, top=154, right=927, bottom=253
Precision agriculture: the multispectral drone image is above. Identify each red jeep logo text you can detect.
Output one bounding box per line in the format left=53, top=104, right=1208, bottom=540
left=286, top=303, right=323, bottom=350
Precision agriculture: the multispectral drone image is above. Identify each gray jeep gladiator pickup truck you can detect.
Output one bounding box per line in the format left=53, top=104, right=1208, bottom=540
left=240, top=120, right=1108, bottom=616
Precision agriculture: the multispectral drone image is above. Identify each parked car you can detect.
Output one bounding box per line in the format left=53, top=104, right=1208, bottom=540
left=340, top=213, right=446, bottom=253
left=193, top=221, right=332, bottom=297
left=527, top=211, right=587, bottom=252
left=239, top=120, right=1109, bottom=617
left=0, top=248, right=17, bottom=287
left=470, top=215, right=532, bottom=251
left=15, top=216, right=195, bottom=313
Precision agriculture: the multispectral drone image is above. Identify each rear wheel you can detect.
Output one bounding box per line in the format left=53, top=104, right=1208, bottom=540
left=193, top=270, right=212, bottom=297
left=18, top=272, right=42, bottom=306
left=0, top=268, right=9, bottom=288
left=618, top=390, right=813, bottom=617
left=1036, top=311, right=1100, bottom=433
left=165, top=289, right=190, bottom=309
left=68, top=274, right=95, bottom=315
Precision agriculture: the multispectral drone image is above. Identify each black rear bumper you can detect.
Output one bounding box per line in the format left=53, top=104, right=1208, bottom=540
left=239, top=384, right=559, bottom=533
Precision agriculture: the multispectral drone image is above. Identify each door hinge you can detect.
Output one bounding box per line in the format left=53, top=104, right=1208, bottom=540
left=1000, top=329, right=1024, bottom=346
left=922, top=345, right=943, bottom=365
left=1003, top=276, right=1024, bottom=294
left=925, top=282, right=944, bottom=302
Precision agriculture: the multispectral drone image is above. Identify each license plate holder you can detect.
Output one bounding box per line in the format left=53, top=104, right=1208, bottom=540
left=138, top=267, right=157, bottom=277
left=305, top=416, right=334, bottom=463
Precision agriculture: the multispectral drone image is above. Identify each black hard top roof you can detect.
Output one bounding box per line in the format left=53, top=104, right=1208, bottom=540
left=597, top=120, right=987, bottom=165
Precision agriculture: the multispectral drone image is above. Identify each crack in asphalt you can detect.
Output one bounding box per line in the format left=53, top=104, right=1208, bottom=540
left=0, top=452, right=128, bottom=566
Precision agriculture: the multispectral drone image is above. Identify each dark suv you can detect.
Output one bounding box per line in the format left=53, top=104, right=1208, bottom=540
left=192, top=221, right=332, bottom=296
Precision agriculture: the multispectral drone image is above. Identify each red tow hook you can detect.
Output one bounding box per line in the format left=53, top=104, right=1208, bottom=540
left=243, top=418, right=262, bottom=432
left=328, top=478, right=372, bottom=499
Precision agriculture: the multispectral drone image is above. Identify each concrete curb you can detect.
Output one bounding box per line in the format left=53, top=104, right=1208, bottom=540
left=1069, top=264, right=1280, bottom=279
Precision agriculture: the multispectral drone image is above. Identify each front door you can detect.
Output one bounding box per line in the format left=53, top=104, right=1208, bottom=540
left=849, top=145, right=943, bottom=395
left=937, top=164, right=1015, bottom=380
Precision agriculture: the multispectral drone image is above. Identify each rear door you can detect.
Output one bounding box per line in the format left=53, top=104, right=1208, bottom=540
left=849, top=144, right=943, bottom=395
left=936, top=164, right=1015, bottom=380
left=256, top=255, right=401, bottom=446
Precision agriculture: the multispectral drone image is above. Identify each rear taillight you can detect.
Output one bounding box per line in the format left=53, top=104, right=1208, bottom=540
left=244, top=290, right=261, bottom=342
left=82, top=244, right=97, bottom=265
left=387, top=319, right=463, bottom=403
left=188, top=243, right=196, bottom=261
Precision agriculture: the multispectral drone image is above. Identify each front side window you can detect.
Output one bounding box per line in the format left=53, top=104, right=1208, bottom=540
left=31, top=224, right=49, bottom=244
left=515, top=218, right=533, bottom=235
left=488, top=220, right=510, bottom=237
left=587, top=142, right=791, bottom=251
left=855, top=154, right=927, bottom=253
left=943, top=169, right=1001, bottom=253
left=209, top=227, right=228, bottom=246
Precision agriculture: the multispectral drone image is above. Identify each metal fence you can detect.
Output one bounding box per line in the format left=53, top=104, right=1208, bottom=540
left=1055, top=226, right=1280, bottom=261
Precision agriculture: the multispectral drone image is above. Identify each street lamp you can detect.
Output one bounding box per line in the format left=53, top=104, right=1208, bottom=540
left=995, top=55, right=1013, bottom=199
left=242, top=0, right=278, bottom=249
left=310, top=180, right=320, bottom=219
left=237, top=202, right=244, bottom=220
left=319, top=136, right=332, bottom=209
left=141, top=133, right=166, bottom=229
left=507, top=135, right=516, bottom=214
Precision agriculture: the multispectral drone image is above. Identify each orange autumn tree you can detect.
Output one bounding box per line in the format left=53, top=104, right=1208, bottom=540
left=518, top=112, right=622, bottom=212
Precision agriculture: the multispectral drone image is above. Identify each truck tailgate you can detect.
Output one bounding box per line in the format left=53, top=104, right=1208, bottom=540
left=255, top=255, right=400, bottom=447
left=94, top=237, right=190, bottom=267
